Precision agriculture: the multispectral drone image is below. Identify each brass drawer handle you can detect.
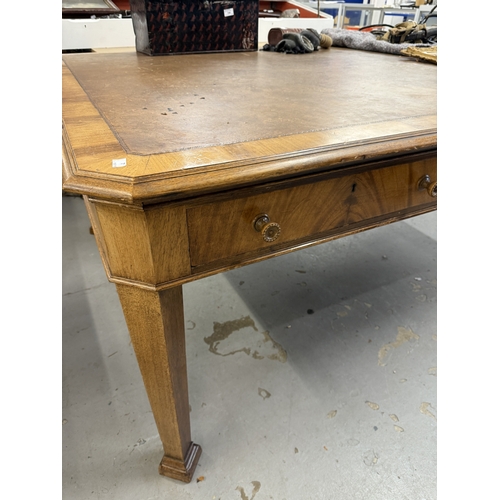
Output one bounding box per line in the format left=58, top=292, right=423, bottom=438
left=253, top=214, right=281, bottom=242
left=418, top=175, right=437, bottom=197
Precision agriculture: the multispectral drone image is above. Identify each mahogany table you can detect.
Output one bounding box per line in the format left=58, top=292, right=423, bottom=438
left=62, top=48, right=436, bottom=483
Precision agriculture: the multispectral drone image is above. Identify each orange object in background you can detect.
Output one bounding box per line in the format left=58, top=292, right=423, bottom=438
left=113, top=0, right=130, bottom=9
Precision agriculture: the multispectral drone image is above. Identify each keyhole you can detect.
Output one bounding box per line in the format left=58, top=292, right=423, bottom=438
left=352, top=183, right=357, bottom=192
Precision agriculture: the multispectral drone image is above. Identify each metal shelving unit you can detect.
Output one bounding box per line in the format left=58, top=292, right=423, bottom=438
left=296, top=1, right=422, bottom=28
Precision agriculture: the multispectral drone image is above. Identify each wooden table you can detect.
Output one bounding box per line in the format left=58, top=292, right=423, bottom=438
left=62, top=48, right=437, bottom=483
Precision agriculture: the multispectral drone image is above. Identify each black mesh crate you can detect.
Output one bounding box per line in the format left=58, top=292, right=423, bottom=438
left=130, top=1, right=259, bottom=55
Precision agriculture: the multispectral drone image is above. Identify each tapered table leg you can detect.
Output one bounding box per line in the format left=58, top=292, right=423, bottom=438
left=115, top=284, right=201, bottom=483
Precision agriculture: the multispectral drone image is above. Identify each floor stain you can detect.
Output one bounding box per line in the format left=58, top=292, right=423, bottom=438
left=363, top=450, right=379, bottom=466
left=258, top=388, right=271, bottom=400
left=262, top=330, right=287, bottom=362
left=378, top=326, right=420, bottom=366
left=204, top=316, right=287, bottom=363
left=420, top=402, right=437, bottom=420
left=236, top=481, right=261, bottom=500
left=366, top=401, right=380, bottom=411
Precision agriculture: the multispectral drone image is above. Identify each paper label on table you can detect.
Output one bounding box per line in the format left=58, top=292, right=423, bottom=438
left=112, top=158, right=127, bottom=168
left=224, top=8, right=234, bottom=17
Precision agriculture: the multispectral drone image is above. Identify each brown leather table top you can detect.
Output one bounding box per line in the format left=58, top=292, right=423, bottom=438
left=62, top=49, right=436, bottom=155
left=62, top=48, right=436, bottom=203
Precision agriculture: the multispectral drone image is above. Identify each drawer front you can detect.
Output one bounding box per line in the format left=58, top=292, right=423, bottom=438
left=347, top=156, right=437, bottom=223
left=187, top=157, right=436, bottom=268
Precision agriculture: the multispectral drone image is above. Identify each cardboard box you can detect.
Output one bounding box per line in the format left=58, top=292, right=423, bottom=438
left=62, top=18, right=135, bottom=50
left=129, top=0, right=259, bottom=55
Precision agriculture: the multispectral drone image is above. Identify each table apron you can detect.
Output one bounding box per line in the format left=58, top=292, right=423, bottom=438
left=86, top=153, right=437, bottom=291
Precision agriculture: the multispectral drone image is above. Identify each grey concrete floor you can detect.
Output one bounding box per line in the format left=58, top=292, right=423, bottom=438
left=62, top=194, right=437, bottom=500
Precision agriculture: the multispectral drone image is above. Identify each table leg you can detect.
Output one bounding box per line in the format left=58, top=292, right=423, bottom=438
left=115, top=284, right=202, bottom=483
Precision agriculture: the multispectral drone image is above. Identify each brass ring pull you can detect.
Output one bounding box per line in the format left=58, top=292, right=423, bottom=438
left=418, top=175, right=437, bottom=197
left=253, top=214, right=281, bottom=243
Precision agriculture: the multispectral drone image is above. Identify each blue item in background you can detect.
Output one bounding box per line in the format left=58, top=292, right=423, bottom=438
left=321, top=0, right=364, bottom=27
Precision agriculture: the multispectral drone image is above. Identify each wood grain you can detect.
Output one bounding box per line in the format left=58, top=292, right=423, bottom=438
left=85, top=154, right=436, bottom=288
left=187, top=157, right=436, bottom=268
left=187, top=171, right=355, bottom=267
left=115, top=284, right=201, bottom=482
left=347, top=157, right=437, bottom=223
left=91, top=201, right=191, bottom=284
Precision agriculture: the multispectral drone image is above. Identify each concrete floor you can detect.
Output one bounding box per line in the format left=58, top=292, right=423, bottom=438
left=62, top=194, right=437, bottom=500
